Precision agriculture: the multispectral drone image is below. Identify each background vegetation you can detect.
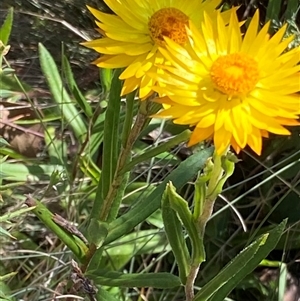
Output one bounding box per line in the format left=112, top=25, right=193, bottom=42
left=0, top=0, right=299, bottom=300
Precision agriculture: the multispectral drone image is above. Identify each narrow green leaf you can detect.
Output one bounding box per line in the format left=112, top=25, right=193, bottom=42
left=0, top=298, right=13, bottom=301
left=195, top=237, right=265, bottom=301
left=123, top=182, right=156, bottom=205
left=24, top=196, right=89, bottom=263
left=87, top=229, right=168, bottom=273
left=87, top=218, right=109, bottom=248
left=285, top=0, right=298, bottom=18
left=193, top=177, right=206, bottom=220
left=109, top=229, right=168, bottom=256
left=92, top=69, right=122, bottom=221
left=208, top=154, right=235, bottom=199
left=44, top=126, right=68, bottom=166
left=101, top=68, right=122, bottom=197
left=0, top=162, right=64, bottom=182
left=265, top=0, right=281, bottom=23
left=0, top=226, right=16, bottom=239
left=0, top=280, right=14, bottom=301
left=0, top=206, right=36, bottom=222
left=105, top=146, right=214, bottom=245
left=0, top=138, right=9, bottom=148
left=1, top=67, right=14, bottom=75
left=62, top=55, right=93, bottom=117
left=88, top=103, right=138, bottom=158
left=0, top=73, right=31, bottom=92
left=162, top=188, right=190, bottom=284
left=0, top=8, right=13, bottom=45
left=79, top=156, right=101, bottom=183
left=194, top=220, right=287, bottom=301
left=95, top=288, right=120, bottom=301
left=100, top=68, right=112, bottom=95
left=87, top=271, right=181, bottom=288
left=38, top=43, right=87, bottom=141
left=167, top=183, right=205, bottom=265
left=0, top=272, right=17, bottom=282
left=88, top=110, right=106, bottom=157
left=0, top=90, right=16, bottom=98
left=278, top=263, right=287, bottom=301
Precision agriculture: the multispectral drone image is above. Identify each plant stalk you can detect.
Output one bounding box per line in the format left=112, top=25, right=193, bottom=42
left=185, top=264, right=200, bottom=301
left=185, top=152, right=226, bottom=300
left=99, top=105, right=148, bottom=221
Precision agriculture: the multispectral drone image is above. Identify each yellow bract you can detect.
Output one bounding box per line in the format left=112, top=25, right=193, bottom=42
left=151, top=10, right=300, bottom=155
left=82, top=0, right=233, bottom=99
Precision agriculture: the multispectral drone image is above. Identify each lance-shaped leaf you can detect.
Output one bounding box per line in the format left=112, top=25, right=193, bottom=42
left=0, top=7, right=13, bottom=68
left=39, top=43, right=87, bottom=141
left=193, top=177, right=207, bottom=221
left=86, top=270, right=181, bottom=288
left=87, top=218, right=109, bottom=249
left=194, top=219, right=287, bottom=301
left=91, top=69, right=123, bottom=222
left=0, top=7, right=13, bottom=45
left=162, top=187, right=191, bottom=284
left=166, top=183, right=205, bottom=265
left=95, top=288, right=120, bottom=301
left=62, top=55, right=93, bottom=117
left=85, top=219, right=109, bottom=272
left=209, top=153, right=236, bottom=199
left=25, top=195, right=88, bottom=263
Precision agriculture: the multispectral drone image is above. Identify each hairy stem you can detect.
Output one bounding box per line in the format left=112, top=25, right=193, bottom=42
left=99, top=107, right=148, bottom=221
left=185, top=264, right=200, bottom=301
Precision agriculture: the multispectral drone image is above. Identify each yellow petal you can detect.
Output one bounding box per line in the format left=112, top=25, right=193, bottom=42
left=188, top=126, right=214, bottom=146
left=214, top=128, right=232, bottom=155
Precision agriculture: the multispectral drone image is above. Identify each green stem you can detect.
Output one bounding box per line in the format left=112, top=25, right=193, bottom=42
left=84, top=99, right=151, bottom=271
left=185, top=151, right=228, bottom=300
left=197, top=198, right=216, bottom=241
left=99, top=102, right=149, bottom=221
left=197, top=152, right=224, bottom=237
left=185, top=264, right=200, bottom=301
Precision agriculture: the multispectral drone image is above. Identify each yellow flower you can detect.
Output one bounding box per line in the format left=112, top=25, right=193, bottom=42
left=152, top=10, right=300, bottom=155
left=81, top=0, right=234, bottom=99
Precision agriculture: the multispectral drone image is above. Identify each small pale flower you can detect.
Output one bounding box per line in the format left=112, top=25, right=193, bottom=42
left=151, top=10, right=300, bottom=155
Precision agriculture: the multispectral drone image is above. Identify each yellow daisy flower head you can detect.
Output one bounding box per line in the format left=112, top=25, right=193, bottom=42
left=82, top=0, right=234, bottom=99
left=152, top=10, right=300, bottom=155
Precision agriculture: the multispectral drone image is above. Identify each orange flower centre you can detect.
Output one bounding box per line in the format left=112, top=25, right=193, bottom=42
left=148, top=8, right=189, bottom=47
left=210, top=53, right=259, bottom=97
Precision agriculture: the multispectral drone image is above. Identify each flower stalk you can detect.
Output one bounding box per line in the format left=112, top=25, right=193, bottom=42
left=84, top=98, right=151, bottom=271
left=184, top=150, right=236, bottom=301
left=99, top=103, right=149, bottom=221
